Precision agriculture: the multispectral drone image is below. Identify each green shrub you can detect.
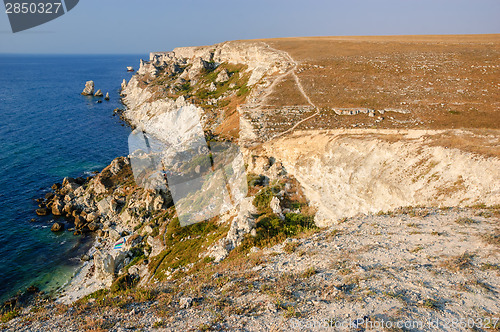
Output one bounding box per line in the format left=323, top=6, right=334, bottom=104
left=253, top=185, right=281, bottom=211
left=179, top=82, right=192, bottom=94
left=196, top=88, right=209, bottom=99
left=247, top=173, right=266, bottom=187
left=455, top=217, right=475, bottom=224
left=1, top=310, right=19, bottom=323
left=284, top=241, right=300, bottom=253
left=236, top=84, right=250, bottom=97
left=239, top=212, right=317, bottom=250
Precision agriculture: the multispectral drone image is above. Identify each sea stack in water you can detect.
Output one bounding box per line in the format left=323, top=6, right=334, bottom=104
left=105, top=92, right=110, bottom=100
left=94, top=89, right=103, bottom=97
left=81, top=81, right=95, bottom=96
left=127, top=66, right=134, bottom=72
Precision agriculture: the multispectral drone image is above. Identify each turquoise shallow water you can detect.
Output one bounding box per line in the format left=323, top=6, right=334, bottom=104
left=0, top=54, right=144, bottom=302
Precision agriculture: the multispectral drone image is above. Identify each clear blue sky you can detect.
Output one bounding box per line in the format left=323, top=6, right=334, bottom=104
left=0, top=0, right=499, bottom=54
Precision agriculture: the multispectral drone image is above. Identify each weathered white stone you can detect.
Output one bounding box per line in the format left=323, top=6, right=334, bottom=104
left=81, top=81, right=94, bottom=95
left=205, top=197, right=257, bottom=262
left=86, top=211, right=99, bottom=223
left=109, top=157, right=129, bottom=175
left=120, top=209, right=132, bottom=224
left=147, top=235, right=165, bottom=257
left=179, top=297, right=193, bottom=309
left=97, top=196, right=112, bottom=215
left=108, top=228, right=121, bottom=241
left=216, top=69, right=230, bottom=83
left=153, top=195, right=164, bottom=210
left=270, top=196, right=284, bottom=220
left=143, top=225, right=153, bottom=235
left=93, top=250, right=115, bottom=281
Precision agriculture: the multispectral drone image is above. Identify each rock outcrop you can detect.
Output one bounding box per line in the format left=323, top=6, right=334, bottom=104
left=51, top=222, right=64, bottom=232
left=94, top=89, right=103, bottom=97
left=81, top=81, right=94, bottom=96
left=215, top=68, right=230, bottom=83
left=121, top=40, right=293, bottom=133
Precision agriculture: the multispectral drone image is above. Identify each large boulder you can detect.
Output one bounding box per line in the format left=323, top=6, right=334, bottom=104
left=188, top=57, right=210, bottom=79
left=87, top=222, right=99, bottom=232
left=147, top=235, right=165, bottom=257
left=81, top=81, right=94, bottom=96
left=153, top=195, right=164, bottom=210
left=109, top=157, right=129, bottom=175
left=94, top=248, right=129, bottom=282
left=108, top=228, right=121, bottom=241
left=60, top=177, right=80, bottom=195
left=51, top=222, right=64, bottom=232
left=94, top=89, right=103, bottom=97
left=86, top=211, right=99, bottom=223
left=120, top=209, right=132, bottom=224
left=63, top=203, right=75, bottom=215
left=206, top=197, right=257, bottom=262
left=36, top=208, right=50, bottom=216
left=93, top=250, right=115, bottom=281
left=74, top=215, right=87, bottom=229
left=93, top=177, right=108, bottom=195
left=97, top=196, right=112, bottom=215
left=51, top=201, right=65, bottom=216
left=270, top=196, right=284, bottom=220
left=216, top=69, right=230, bottom=83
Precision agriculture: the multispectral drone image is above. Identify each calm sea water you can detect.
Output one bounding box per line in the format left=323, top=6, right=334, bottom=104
left=0, top=54, right=143, bottom=302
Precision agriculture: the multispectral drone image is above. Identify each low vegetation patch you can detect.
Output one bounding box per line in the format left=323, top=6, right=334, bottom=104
left=455, top=217, right=476, bottom=224
left=481, top=230, right=500, bottom=246
left=283, top=241, right=300, bottom=253
left=301, top=267, right=318, bottom=278
left=147, top=213, right=230, bottom=281
left=0, top=310, right=19, bottom=323
left=419, top=298, right=441, bottom=310
left=440, top=252, right=475, bottom=272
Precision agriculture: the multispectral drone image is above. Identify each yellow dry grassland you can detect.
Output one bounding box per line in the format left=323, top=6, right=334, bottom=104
left=261, top=35, right=500, bottom=130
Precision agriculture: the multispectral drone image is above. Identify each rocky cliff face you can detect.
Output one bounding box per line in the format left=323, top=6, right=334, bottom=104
left=261, top=129, right=500, bottom=226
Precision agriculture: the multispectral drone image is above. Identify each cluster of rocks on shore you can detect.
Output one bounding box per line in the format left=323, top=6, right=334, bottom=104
left=81, top=81, right=110, bottom=101
left=35, top=176, right=101, bottom=234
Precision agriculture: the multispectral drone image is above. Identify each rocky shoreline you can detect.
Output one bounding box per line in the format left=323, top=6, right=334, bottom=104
left=35, top=176, right=99, bottom=234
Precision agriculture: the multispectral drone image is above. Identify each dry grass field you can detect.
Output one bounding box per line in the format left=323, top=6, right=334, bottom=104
left=258, top=35, right=500, bottom=131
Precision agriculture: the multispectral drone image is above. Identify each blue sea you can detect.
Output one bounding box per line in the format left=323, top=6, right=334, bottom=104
left=0, top=54, right=144, bottom=302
